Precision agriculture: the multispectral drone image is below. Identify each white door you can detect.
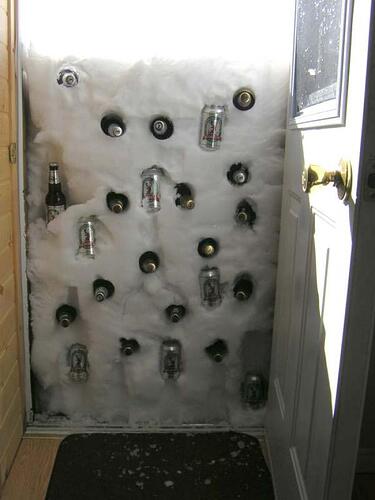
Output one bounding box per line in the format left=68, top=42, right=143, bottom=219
left=266, top=0, right=375, bottom=499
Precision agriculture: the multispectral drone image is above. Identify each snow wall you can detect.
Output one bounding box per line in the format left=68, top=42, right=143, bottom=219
left=22, top=0, right=291, bottom=426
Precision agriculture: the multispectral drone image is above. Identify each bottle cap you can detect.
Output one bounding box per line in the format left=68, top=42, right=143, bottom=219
left=237, top=210, right=248, bottom=223
left=153, top=120, right=168, bottom=135
left=181, top=196, right=195, bottom=209
left=108, top=123, right=123, bottom=137
left=144, top=261, right=157, bottom=273
left=236, top=290, right=249, bottom=301
left=233, top=170, right=247, bottom=184
left=233, top=88, right=256, bottom=111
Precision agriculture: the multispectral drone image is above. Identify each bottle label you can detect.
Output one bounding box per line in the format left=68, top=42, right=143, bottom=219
left=47, top=205, right=65, bottom=223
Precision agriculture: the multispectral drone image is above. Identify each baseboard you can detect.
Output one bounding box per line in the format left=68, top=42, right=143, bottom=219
left=356, top=448, right=375, bottom=473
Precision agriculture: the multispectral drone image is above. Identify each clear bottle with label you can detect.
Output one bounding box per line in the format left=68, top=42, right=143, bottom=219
left=45, top=163, right=66, bottom=224
left=141, top=166, right=162, bottom=213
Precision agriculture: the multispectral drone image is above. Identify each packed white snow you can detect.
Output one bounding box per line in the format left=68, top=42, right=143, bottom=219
left=22, top=0, right=291, bottom=426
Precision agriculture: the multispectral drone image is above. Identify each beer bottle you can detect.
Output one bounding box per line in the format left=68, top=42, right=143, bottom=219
left=106, top=192, right=129, bottom=214
left=165, top=304, right=186, bottom=323
left=233, top=274, right=254, bottom=301
left=205, top=339, right=228, bottom=362
left=93, top=279, right=115, bottom=302
left=101, top=113, right=126, bottom=137
left=120, top=338, right=140, bottom=356
left=227, top=163, right=249, bottom=186
left=56, top=304, right=77, bottom=328
left=139, top=251, right=160, bottom=273
left=45, top=162, right=66, bottom=224
left=232, top=88, right=256, bottom=111
left=235, top=200, right=256, bottom=227
left=175, top=183, right=195, bottom=209
left=150, top=116, right=174, bottom=140
left=198, top=237, right=219, bottom=258
left=57, top=67, right=79, bottom=87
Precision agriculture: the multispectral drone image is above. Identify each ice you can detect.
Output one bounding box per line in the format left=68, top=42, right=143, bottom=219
left=22, top=0, right=290, bottom=426
left=164, top=481, right=174, bottom=488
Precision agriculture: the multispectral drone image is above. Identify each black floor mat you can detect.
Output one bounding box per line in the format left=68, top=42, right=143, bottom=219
left=46, top=432, right=274, bottom=500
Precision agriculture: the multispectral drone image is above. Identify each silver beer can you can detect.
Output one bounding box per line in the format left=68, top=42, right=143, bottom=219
left=241, top=373, right=267, bottom=409
left=78, top=216, right=96, bottom=258
left=160, top=339, right=182, bottom=380
left=68, top=343, right=89, bottom=383
left=141, top=166, right=162, bottom=213
left=199, top=266, right=222, bottom=309
left=199, top=105, right=226, bottom=151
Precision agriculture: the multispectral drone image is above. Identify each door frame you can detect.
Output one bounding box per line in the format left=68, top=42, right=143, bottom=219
left=265, top=1, right=375, bottom=498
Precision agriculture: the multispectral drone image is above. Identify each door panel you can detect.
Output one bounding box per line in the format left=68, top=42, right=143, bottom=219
left=266, top=0, right=374, bottom=498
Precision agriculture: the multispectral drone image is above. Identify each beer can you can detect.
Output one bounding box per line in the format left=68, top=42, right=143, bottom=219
left=199, top=105, right=226, bottom=151
left=141, top=166, right=162, bottom=213
left=199, top=266, right=222, bottom=309
left=241, top=373, right=267, bottom=409
left=160, top=339, right=182, bottom=380
left=78, top=216, right=96, bottom=258
left=68, top=343, right=89, bottom=383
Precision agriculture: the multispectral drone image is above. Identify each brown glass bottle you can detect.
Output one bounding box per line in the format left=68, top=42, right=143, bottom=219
left=45, top=163, right=66, bottom=224
left=120, top=338, right=140, bottom=356
left=93, top=279, right=115, bottom=302
left=56, top=304, right=77, bottom=328
left=106, top=192, right=129, bottom=213
left=198, top=238, right=219, bottom=258
left=139, top=251, right=160, bottom=273
left=175, top=183, right=195, bottom=209
left=165, top=304, right=186, bottom=323
left=205, top=339, right=228, bottom=362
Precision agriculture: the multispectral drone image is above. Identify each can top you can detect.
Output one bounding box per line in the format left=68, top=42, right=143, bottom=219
left=49, top=162, right=59, bottom=170
left=203, top=104, right=226, bottom=113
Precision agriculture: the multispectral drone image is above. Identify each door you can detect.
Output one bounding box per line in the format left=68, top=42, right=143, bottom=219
left=0, top=0, right=24, bottom=489
left=266, top=0, right=375, bottom=499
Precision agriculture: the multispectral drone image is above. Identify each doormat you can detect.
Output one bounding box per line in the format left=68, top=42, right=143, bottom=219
left=46, top=432, right=274, bottom=500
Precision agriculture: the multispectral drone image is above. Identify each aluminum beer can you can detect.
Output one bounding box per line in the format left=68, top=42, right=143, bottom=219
left=141, top=166, right=162, bottom=213
left=241, top=373, right=267, bottom=409
left=160, top=339, right=182, bottom=380
left=68, top=343, right=89, bottom=383
left=78, top=216, right=96, bottom=258
left=199, top=105, right=226, bottom=151
left=199, top=266, right=222, bottom=308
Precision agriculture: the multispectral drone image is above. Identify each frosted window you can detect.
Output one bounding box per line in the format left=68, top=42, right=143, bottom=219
left=294, top=0, right=342, bottom=114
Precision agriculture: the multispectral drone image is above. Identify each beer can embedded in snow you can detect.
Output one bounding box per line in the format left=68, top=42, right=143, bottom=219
left=160, top=339, right=182, bottom=380
left=199, top=105, right=226, bottom=151
left=68, top=343, right=89, bottom=383
left=78, top=216, right=96, bottom=258
left=199, top=266, right=222, bottom=309
left=141, top=166, right=162, bottom=213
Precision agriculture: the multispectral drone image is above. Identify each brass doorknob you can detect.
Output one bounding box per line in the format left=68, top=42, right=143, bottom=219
left=302, top=159, right=352, bottom=202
